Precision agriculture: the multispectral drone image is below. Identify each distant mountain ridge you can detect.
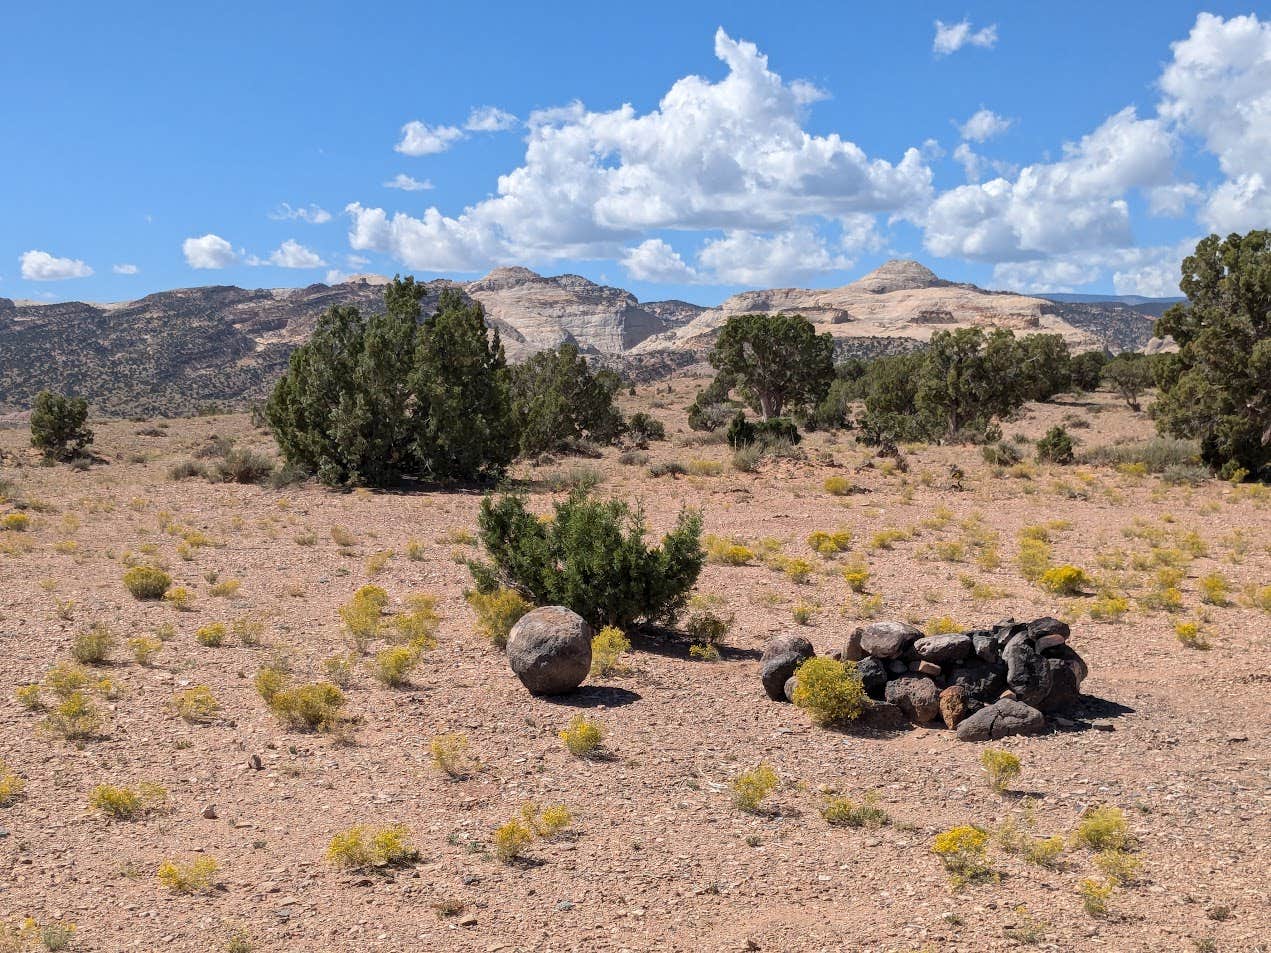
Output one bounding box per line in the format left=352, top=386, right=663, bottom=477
left=0, top=260, right=1163, bottom=416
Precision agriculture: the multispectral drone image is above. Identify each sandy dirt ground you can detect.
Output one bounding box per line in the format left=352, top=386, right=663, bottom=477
left=0, top=383, right=1267, bottom=952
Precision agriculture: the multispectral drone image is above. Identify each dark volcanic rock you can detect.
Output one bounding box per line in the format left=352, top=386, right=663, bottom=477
left=760, top=635, right=815, bottom=702
left=1039, top=658, right=1082, bottom=712
left=885, top=676, right=941, bottom=723
left=947, top=661, right=1007, bottom=705
left=857, top=699, right=910, bottom=731
left=856, top=656, right=889, bottom=700
left=955, top=699, right=1047, bottom=742
left=1002, top=638, right=1053, bottom=706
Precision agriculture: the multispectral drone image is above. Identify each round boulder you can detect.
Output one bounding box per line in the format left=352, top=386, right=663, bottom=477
left=506, top=606, right=593, bottom=695
left=939, top=684, right=971, bottom=729
left=912, top=634, right=973, bottom=665
left=860, top=621, right=923, bottom=659
left=884, top=676, right=940, bottom=723
left=760, top=634, right=814, bottom=701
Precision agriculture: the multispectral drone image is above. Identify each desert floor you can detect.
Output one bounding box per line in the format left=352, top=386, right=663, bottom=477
left=0, top=382, right=1267, bottom=952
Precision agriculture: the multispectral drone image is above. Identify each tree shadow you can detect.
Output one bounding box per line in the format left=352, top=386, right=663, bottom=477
left=540, top=685, right=641, bottom=708
left=630, top=625, right=762, bottom=662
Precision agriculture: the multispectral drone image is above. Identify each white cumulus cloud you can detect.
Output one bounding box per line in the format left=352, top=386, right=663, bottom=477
left=112, top=263, right=139, bottom=275
left=349, top=28, right=930, bottom=274
left=924, top=107, right=1176, bottom=262
left=1157, top=12, right=1271, bottom=233
left=269, top=202, right=332, bottom=224
left=465, top=106, right=518, bottom=132
left=621, top=239, right=698, bottom=283
left=395, top=121, right=465, bottom=156
left=959, top=108, right=1012, bottom=142
left=182, top=234, right=238, bottom=269
left=383, top=173, right=434, bottom=192
left=20, top=250, right=93, bottom=281
left=697, top=228, right=852, bottom=286
left=267, top=240, right=326, bottom=269
left=933, top=20, right=998, bottom=55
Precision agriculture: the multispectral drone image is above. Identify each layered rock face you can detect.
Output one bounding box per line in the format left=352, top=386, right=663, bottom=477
left=465, top=267, right=698, bottom=357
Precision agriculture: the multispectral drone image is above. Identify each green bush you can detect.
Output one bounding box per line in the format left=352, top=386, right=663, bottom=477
left=511, top=343, right=625, bottom=456
left=1035, top=426, right=1075, bottom=464
left=982, top=441, right=1022, bottom=466
left=266, top=281, right=515, bottom=487
left=625, top=412, right=666, bottom=444
left=30, top=391, right=93, bottom=462
left=470, top=490, right=704, bottom=629
left=1101, top=354, right=1154, bottom=411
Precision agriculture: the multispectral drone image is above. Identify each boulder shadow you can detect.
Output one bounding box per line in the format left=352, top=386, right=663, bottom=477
left=541, top=685, right=641, bottom=708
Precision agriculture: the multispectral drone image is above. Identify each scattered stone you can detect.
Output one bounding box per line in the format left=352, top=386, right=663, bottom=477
left=201, top=804, right=218, bottom=819
left=859, top=621, right=922, bottom=659
left=248, top=755, right=263, bottom=771
left=912, top=634, right=972, bottom=665
left=884, top=676, right=940, bottom=723
left=955, top=699, right=1046, bottom=741
left=759, top=635, right=815, bottom=701
left=939, top=685, right=969, bottom=729
left=506, top=606, right=594, bottom=695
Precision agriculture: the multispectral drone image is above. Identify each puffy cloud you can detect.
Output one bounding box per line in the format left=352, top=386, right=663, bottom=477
left=958, top=108, right=1011, bottom=142
left=19, top=250, right=93, bottom=281
left=933, top=20, right=998, bottom=55
left=267, top=240, right=326, bottom=269
left=1157, top=13, right=1271, bottom=232
left=350, top=29, right=930, bottom=273
left=269, top=202, right=332, bottom=224
left=621, top=239, right=698, bottom=283
left=924, top=107, right=1175, bottom=262
left=1146, top=182, right=1203, bottom=217
left=395, top=121, right=465, bottom=156
left=112, top=263, right=139, bottom=275
left=383, top=173, right=433, bottom=192
left=465, top=106, right=518, bottom=132
left=993, top=258, right=1103, bottom=292
left=182, top=234, right=238, bottom=269
left=697, top=228, right=851, bottom=286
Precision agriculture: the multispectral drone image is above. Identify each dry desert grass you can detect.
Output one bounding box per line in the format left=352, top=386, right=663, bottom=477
left=0, top=383, right=1267, bottom=952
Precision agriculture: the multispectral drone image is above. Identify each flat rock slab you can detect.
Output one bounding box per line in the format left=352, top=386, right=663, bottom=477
left=955, top=699, right=1047, bottom=742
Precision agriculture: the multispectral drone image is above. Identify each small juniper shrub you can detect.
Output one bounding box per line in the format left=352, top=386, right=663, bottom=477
left=559, top=715, right=604, bottom=757
left=429, top=733, right=473, bottom=779
left=71, top=624, right=115, bottom=665
left=790, top=658, right=864, bottom=725
left=1035, top=426, right=1075, bottom=464
left=157, top=856, right=219, bottom=894
left=123, top=566, right=171, bottom=600
left=173, top=686, right=220, bottom=723
left=466, top=588, right=531, bottom=649
left=981, top=748, right=1022, bottom=794
left=89, top=782, right=167, bottom=820
left=821, top=792, right=888, bottom=828
left=326, top=824, right=417, bottom=870
left=931, top=825, right=995, bottom=888
left=590, top=626, right=632, bottom=676
left=731, top=763, right=778, bottom=813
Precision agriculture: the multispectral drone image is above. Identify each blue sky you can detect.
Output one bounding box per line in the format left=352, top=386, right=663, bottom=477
left=3, top=1, right=1268, bottom=305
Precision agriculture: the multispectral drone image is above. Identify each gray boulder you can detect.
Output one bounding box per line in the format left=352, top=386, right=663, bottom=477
left=955, top=699, right=1046, bottom=742
left=506, top=606, right=593, bottom=695
left=884, top=676, right=941, bottom=723
left=1002, top=637, right=1053, bottom=706
left=860, top=621, right=922, bottom=659
left=912, top=634, right=973, bottom=665
left=760, top=634, right=814, bottom=701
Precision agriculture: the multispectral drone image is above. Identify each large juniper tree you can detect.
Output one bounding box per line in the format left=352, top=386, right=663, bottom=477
left=1153, top=230, right=1271, bottom=480
left=709, top=314, right=834, bottom=420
